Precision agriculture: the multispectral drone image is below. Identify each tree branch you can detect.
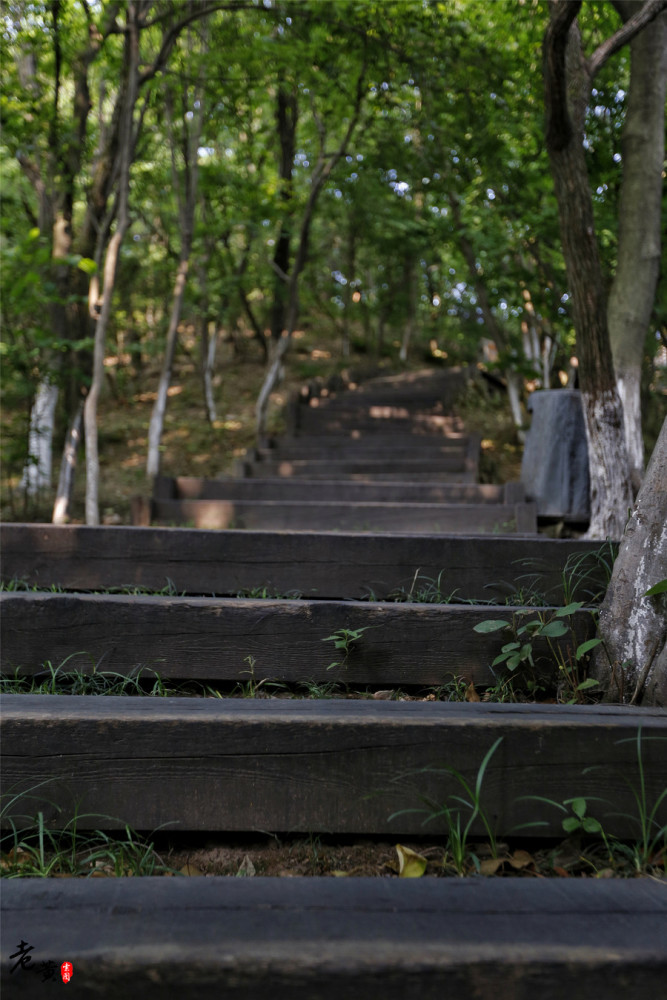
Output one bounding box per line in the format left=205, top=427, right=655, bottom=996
left=587, top=0, right=667, bottom=78
left=542, top=0, right=583, bottom=153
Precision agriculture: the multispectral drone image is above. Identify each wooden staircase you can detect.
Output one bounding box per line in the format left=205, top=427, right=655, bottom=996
left=2, top=369, right=664, bottom=998
left=135, top=368, right=538, bottom=534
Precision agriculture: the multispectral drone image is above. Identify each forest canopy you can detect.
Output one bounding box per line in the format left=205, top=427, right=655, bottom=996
left=1, top=0, right=665, bottom=526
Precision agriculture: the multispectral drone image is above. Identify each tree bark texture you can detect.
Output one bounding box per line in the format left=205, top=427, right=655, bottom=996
left=20, top=379, right=59, bottom=496
left=607, top=2, right=667, bottom=488
left=543, top=3, right=633, bottom=539
left=146, top=60, right=204, bottom=480
left=52, top=401, right=83, bottom=524
left=593, top=417, right=667, bottom=706
left=84, top=5, right=139, bottom=525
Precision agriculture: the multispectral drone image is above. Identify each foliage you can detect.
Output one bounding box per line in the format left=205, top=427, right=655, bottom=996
left=2, top=0, right=663, bottom=517
left=322, top=625, right=374, bottom=670
left=389, top=737, right=503, bottom=876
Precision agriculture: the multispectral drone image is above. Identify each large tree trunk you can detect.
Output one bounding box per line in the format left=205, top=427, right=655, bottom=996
left=543, top=3, right=633, bottom=539
left=608, top=2, right=667, bottom=489
left=592, top=417, right=667, bottom=705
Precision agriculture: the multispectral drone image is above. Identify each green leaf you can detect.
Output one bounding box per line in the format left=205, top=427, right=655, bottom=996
left=644, top=580, right=667, bottom=597
left=539, top=621, right=568, bottom=638
left=562, top=816, right=581, bottom=834
left=582, top=817, right=602, bottom=834
left=571, top=797, right=587, bottom=819
left=473, top=620, right=510, bottom=633
left=575, top=677, right=601, bottom=692
left=576, top=638, right=602, bottom=659
left=555, top=601, right=585, bottom=616
left=77, top=257, right=97, bottom=276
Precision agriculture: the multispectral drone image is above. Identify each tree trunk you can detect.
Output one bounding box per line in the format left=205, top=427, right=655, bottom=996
left=399, top=257, right=416, bottom=363
left=607, top=2, right=667, bottom=489
left=146, top=46, right=204, bottom=480
left=146, top=256, right=192, bottom=478
left=593, top=417, right=667, bottom=705
left=543, top=3, right=633, bottom=539
left=255, top=58, right=367, bottom=441
left=20, top=379, right=59, bottom=496
left=52, top=400, right=83, bottom=524
left=84, top=5, right=139, bottom=525
left=269, top=84, right=298, bottom=346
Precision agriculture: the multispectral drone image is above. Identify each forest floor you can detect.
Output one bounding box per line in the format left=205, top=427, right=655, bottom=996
left=1, top=326, right=524, bottom=523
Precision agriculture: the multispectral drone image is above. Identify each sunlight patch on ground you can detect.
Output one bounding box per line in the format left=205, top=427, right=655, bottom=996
left=133, top=385, right=183, bottom=403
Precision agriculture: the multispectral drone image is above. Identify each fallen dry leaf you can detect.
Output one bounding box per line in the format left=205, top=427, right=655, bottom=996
left=179, top=862, right=205, bottom=877
left=236, top=854, right=256, bottom=877
left=509, top=850, right=534, bottom=870
left=465, top=682, right=481, bottom=702
left=479, top=857, right=505, bottom=876
left=396, top=844, right=428, bottom=878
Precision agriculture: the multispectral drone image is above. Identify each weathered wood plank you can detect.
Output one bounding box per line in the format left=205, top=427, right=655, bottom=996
left=294, top=411, right=466, bottom=435
left=155, top=475, right=525, bottom=505
left=1, top=697, right=664, bottom=836
left=1, top=594, right=590, bottom=683
left=3, top=878, right=665, bottom=999
left=241, top=466, right=478, bottom=483
left=147, top=498, right=537, bottom=534
left=255, top=439, right=472, bottom=459
left=0, top=525, right=610, bottom=599
left=240, top=458, right=473, bottom=478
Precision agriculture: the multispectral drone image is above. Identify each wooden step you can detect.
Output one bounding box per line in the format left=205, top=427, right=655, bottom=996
left=255, top=440, right=473, bottom=460
left=153, top=475, right=526, bottom=505
left=2, top=696, right=663, bottom=837
left=238, top=458, right=476, bottom=480
left=3, top=878, right=665, bottom=999
left=0, top=525, right=610, bottom=601
left=146, top=498, right=537, bottom=533
left=1, top=594, right=591, bottom=685
left=294, top=411, right=466, bottom=435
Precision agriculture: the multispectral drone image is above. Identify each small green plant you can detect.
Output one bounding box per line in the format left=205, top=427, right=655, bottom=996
left=609, top=729, right=667, bottom=873
left=474, top=603, right=602, bottom=702
left=388, top=569, right=464, bottom=604
left=515, top=729, right=667, bottom=875
left=388, top=738, right=502, bottom=876
left=235, top=586, right=303, bottom=600
left=322, top=626, right=374, bottom=670
left=233, top=655, right=285, bottom=697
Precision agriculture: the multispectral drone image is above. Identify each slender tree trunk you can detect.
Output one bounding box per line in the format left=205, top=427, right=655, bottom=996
left=52, top=400, right=83, bottom=524
left=84, top=5, right=139, bottom=525
left=399, top=257, right=416, bottom=363
left=20, top=380, right=59, bottom=496
left=201, top=321, right=218, bottom=426
left=269, top=84, right=298, bottom=346
left=255, top=58, right=367, bottom=441
left=607, top=2, right=667, bottom=489
left=146, top=46, right=204, bottom=480
left=146, top=256, right=192, bottom=477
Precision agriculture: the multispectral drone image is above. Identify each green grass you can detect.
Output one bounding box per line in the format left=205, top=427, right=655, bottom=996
left=1, top=781, right=177, bottom=878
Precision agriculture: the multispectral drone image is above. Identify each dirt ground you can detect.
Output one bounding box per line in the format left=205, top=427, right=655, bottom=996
left=157, top=832, right=645, bottom=880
